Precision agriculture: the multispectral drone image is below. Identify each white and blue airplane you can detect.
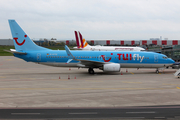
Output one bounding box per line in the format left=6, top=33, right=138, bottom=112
left=7, top=20, right=174, bottom=74
left=73, top=31, right=145, bottom=51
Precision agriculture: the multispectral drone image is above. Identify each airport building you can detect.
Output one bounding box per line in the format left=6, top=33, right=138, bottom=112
left=161, top=46, right=180, bottom=62
left=0, top=39, right=14, bottom=46
left=1, top=39, right=180, bottom=46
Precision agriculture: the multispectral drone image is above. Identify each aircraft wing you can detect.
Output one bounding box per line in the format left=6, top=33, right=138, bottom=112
left=76, top=59, right=106, bottom=68
left=64, top=45, right=107, bottom=68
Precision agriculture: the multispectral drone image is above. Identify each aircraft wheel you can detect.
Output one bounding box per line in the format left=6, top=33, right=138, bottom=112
left=88, top=68, right=94, bottom=74
left=156, top=69, right=159, bottom=74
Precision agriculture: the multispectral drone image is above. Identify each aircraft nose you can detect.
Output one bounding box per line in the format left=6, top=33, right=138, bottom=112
left=169, top=58, right=175, bottom=64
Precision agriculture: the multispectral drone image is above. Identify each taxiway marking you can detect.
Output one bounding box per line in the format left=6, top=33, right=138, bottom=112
left=0, top=76, right=6, bottom=78
left=5, top=59, right=13, bottom=61
left=85, top=80, right=103, bottom=82
left=163, top=84, right=180, bottom=86
left=69, top=112, right=98, bottom=115
left=0, top=87, right=176, bottom=91
left=122, top=81, right=142, bottom=84
left=130, top=72, right=134, bottom=75
left=11, top=113, right=41, bottom=115
left=126, top=111, right=155, bottom=114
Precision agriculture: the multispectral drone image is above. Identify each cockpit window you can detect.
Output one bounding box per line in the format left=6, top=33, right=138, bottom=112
left=163, top=56, right=168, bottom=59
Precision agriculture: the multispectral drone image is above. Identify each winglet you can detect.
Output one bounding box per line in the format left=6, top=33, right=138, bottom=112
left=64, top=45, right=75, bottom=63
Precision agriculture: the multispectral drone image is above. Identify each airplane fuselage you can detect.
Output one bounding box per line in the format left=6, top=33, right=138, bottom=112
left=74, top=46, right=145, bottom=51
left=15, top=50, right=173, bottom=68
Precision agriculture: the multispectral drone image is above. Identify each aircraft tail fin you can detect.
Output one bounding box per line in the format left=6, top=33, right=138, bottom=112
left=74, top=31, right=80, bottom=48
left=74, top=31, right=90, bottom=49
left=8, top=20, right=49, bottom=51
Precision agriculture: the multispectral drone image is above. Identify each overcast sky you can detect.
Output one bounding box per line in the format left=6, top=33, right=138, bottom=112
left=1, top=0, right=180, bottom=40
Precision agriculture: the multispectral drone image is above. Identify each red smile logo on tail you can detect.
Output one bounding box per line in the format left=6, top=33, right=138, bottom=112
left=13, top=35, right=27, bottom=46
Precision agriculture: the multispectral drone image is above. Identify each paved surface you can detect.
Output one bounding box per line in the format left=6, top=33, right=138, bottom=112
left=0, top=56, right=180, bottom=108
left=1, top=56, right=180, bottom=119
left=1, top=106, right=180, bottom=119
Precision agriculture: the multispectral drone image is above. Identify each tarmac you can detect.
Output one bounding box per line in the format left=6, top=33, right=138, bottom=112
left=0, top=56, right=180, bottom=108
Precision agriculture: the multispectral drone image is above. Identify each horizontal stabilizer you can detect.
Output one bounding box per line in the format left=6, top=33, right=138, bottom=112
left=4, top=49, right=27, bottom=55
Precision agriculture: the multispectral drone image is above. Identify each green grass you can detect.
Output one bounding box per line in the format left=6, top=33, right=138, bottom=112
left=0, top=45, right=75, bottom=56
left=0, top=46, right=15, bottom=56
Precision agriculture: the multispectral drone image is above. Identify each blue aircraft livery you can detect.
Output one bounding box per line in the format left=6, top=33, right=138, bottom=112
left=7, top=20, right=175, bottom=74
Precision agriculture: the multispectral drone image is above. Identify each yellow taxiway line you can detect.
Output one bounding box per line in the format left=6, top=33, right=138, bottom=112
left=122, top=81, right=142, bottom=84
left=0, top=87, right=176, bottom=91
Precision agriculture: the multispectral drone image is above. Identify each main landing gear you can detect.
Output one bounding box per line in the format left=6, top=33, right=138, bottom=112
left=156, top=69, right=159, bottom=74
left=88, top=68, right=94, bottom=74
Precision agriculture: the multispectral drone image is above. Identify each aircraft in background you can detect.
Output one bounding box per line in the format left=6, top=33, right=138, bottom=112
left=73, top=31, right=145, bottom=51
left=7, top=20, right=174, bottom=74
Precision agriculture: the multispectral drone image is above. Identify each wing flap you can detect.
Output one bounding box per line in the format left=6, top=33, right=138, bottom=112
left=78, top=59, right=104, bottom=68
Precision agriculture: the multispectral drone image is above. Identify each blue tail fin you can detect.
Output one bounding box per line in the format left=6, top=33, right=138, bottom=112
left=8, top=20, right=49, bottom=51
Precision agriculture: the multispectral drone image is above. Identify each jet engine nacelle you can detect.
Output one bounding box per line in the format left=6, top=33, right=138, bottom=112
left=100, top=63, right=121, bottom=72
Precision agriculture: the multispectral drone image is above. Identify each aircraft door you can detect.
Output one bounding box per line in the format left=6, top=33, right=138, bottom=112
left=37, top=53, right=41, bottom=61
left=154, top=55, right=158, bottom=63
